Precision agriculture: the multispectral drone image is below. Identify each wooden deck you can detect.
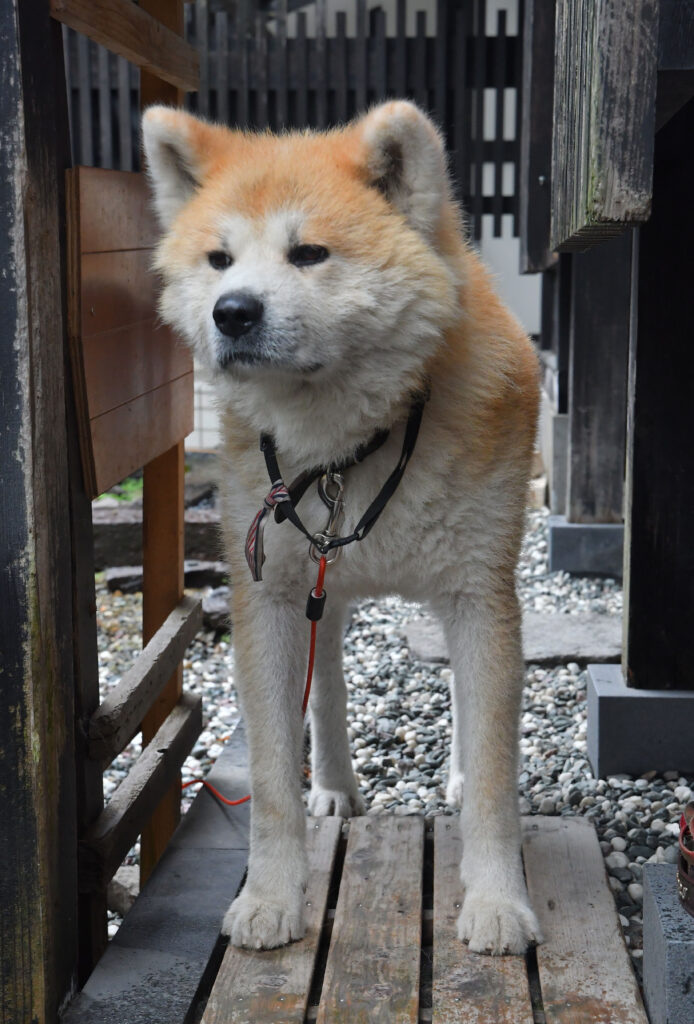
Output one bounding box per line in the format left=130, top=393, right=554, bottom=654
left=203, top=815, right=647, bottom=1024
left=63, top=727, right=648, bottom=1024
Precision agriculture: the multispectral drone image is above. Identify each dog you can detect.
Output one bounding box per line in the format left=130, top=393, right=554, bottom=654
left=142, top=100, right=541, bottom=955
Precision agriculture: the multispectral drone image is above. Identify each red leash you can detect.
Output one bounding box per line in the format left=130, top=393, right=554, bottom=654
left=182, top=556, right=328, bottom=807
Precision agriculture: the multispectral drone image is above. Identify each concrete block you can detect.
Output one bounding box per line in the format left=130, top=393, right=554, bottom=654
left=539, top=389, right=568, bottom=515
left=643, top=864, right=694, bottom=1024
left=404, top=612, right=621, bottom=666
left=587, top=664, right=694, bottom=776
left=548, top=514, right=623, bottom=576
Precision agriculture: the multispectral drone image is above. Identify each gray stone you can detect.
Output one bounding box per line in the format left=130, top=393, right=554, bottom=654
left=107, top=865, right=139, bottom=917
left=106, top=560, right=229, bottom=594
left=404, top=612, right=621, bottom=666
left=548, top=514, right=623, bottom=577
left=202, top=586, right=230, bottom=632
left=587, top=664, right=694, bottom=777
left=643, top=865, right=694, bottom=1024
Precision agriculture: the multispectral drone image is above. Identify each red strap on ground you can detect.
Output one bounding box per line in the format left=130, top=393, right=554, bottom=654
left=182, top=556, right=327, bottom=807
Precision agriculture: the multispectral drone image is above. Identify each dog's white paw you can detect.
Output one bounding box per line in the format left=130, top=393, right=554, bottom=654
left=308, top=785, right=366, bottom=817
left=457, top=890, right=541, bottom=955
left=445, top=771, right=464, bottom=808
left=222, top=890, right=305, bottom=949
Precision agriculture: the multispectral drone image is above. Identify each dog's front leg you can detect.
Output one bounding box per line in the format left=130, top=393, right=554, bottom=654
left=440, top=587, right=541, bottom=955
left=222, top=585, right=308, bottom=949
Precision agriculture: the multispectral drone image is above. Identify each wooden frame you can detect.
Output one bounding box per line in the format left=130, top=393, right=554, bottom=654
left=50, top=0, right=199, bottom=91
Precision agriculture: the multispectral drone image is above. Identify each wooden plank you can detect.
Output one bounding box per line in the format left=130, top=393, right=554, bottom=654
left=372, top=6, right=387, bottom=102
left=491, top=10, right=506, bottom=238
left=314, top=0, right=327, bottom=127
left=50, top=0, right=199, bottom=92
left=89, top=595, right=202, bottom=763
left=519, top=0, right=557, bottom=273
left=452, top=4, right=470, bottom=209
left=356, top=0, right=367, bottom=113
left=522, top=817, right=648, bottom=1024
left=624, top=100, right=694, bottom=691
left=295, top=11, right=308, bottom=127
left=275, top=1, right=287, bottom=127
left=472, top=0, right=486, bottom=241
left=255, top=10, right=268, bottom=128
left=73, top=167, right=156, bottom=252
left=432, top=818, right=533, bottom=1024
left=335, top=11, right=348, bottom=124
left=90, top=373, right=193, bottom=495
left=434, top=0, right=447, bottom=128
left=237, top=2, right=250, bottom=126
left=216, top=10, right=229, bottom=125
left=566, top=230, right=631, bottom=524
left=138, top=0, right=188, bottom=886
left=550, top=0, right=658, bottom=250
left=394, top=0, right=407, bottom=98
left=79, top=693, right=202, bottom=891
left=117, top=56, right=134, bottom=171
left=97, top=44, right=112, bottom=168
left=414, top=10, right=427, bottom=110
left=76, top=29, right=93, bottom=164
left=1, top=3, right=80, bottom=1017
left=202, top=817, right=342, bottom=1024
left=317, top=816, right=423, bottom=1024
left=80, top=250, right=158, bottom=333
left=196, top=0, right=209, bottom=115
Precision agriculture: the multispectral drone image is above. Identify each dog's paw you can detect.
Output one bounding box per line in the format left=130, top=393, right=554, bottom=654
left=457, top=890, right=541, bottom=955
left=445, top=771, right=464, bottom=808
left=308, top=785, right=366, bottom=817
left=222, top=890, right=305, bottom=950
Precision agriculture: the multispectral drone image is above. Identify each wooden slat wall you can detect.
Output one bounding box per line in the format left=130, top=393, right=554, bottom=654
left=66, top=166, right=194, bottom=497
left=62, top=0, right=524, bottom=242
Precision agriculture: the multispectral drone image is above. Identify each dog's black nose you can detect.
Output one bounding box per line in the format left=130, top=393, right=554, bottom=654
left=213, top=291, right=264, bottom=338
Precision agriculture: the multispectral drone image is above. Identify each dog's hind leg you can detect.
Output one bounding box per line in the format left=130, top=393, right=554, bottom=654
left=439, top=586, right=541, bottom=955
left=307, top=597, right=366, bottom=817
left=222, top=583, right=309, bottom=949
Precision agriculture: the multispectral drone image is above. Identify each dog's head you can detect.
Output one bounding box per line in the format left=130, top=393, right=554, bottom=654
left=143, top=102, right=462, bottom=454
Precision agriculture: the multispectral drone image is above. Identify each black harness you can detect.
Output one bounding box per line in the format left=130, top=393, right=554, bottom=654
left=244, top=384, right=429, bottom=582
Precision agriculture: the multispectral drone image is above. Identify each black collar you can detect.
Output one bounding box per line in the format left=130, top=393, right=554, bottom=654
left=258, top=383, right=430, bottom=559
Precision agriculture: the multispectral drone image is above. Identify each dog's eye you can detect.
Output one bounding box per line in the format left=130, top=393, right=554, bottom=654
left=289, top=244, right=329, bottom=268
left=208, top=251, right=233, bottom=270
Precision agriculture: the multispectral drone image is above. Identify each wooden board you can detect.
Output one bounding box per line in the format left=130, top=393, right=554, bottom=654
left=317, top=816, right=423, bottom=1024
left=66, top=166, right=193, bottom=496
left=551, top=0, right=658, bottom=250
left=49, top=0, right=199, bottom=92
left=432, top=817, right=534, bottom=1024
left=202, top=817, right=343, bottom=1024
left=522, top=816, right=648, bottom=1024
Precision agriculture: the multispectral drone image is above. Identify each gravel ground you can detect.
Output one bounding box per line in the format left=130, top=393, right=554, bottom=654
left=100, top=508, right=690, bottom=980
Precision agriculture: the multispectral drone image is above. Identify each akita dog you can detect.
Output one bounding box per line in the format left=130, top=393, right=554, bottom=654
left=143, top=101, right=540, bottom=955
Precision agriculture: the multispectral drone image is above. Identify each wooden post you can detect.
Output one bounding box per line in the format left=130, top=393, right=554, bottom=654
left=139, top=0, right=187, bottom=884
left=0, top=0, right=79, bottom=1017
left=566, top=231, right=632, bottom=523
left=623, top=98, right=694, bottom=691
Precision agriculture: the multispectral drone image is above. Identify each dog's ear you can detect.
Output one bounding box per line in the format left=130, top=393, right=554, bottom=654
left=142, top=107, right=223, bottom=227
left=358, top=101, right=450, bottom=240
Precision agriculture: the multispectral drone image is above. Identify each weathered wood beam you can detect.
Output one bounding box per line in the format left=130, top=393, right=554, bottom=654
left=50, top=0, right=199, bottom=92
left=79, top=693, right=203, bottom=891
left=89, top=595, right=203, bottom=764
left=623, top=99, right=694, bottom=691
left=519, top=0, right=557, bottom=273
left=0, top=1, right=78, bottom=1017
left=551, top=0, right=658, bottom=251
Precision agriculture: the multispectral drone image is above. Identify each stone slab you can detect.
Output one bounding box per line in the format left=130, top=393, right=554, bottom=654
left=587, top=663, right=694, bottom=777
left=92, top=505, right=223, bottom=569
left=62, top=723, right=250, bottom=1024
left=548, top=513, right=624, bottom=577
left=404, top=611, right=622, bottom=666
left=643, top=864, right=694, bottom=1024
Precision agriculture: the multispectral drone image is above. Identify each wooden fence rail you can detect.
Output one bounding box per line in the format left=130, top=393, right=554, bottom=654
left=63, top=0, right=523, bottom=241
